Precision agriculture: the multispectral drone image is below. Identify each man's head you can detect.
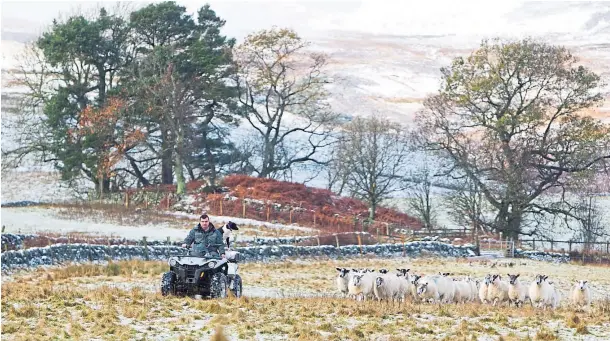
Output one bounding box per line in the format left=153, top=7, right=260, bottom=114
left=199, top=214, right=210, bottom=231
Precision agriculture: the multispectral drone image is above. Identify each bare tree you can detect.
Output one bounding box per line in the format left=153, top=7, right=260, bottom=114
left=233, top=27, right=340, bottom=179
left=416, top=38, right=610, bottom=240
left=324, top=147, right=349, bottom=195
left=574, top=195, right=608, bottom=252
left=336, top=115, right=410, bottom=221
left=405, top=163, right=437, bottom=230
left=445, top=177, right=489, bottom=235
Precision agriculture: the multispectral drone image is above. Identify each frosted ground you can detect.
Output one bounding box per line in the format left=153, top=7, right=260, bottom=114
left=2, top=257, right=610, bottom=340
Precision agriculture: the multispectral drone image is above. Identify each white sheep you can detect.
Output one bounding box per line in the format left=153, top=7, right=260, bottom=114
left=479, top=274, right=491, bottom=304
left=374, top=274, right=406, bottom=302
left=409, top=274, right=422, bottom=302
left=416, top=277, right=441, bottom=303
left=395, top=268, right=412, bottom=301
left=466, top=276, right=479, bottom=302
left=452, top=279, right=472, bottom=303
left=507, top=274, right=530, bottom=307
left=335, top=268, right=353, bottom=298
left=529, top=275, right=557, bottom=309
left=552, top=285, right=562, bottom=309
left=570, top=280, right=591, bottom=308
left=349, top=272, right=376, bottom=301
left=419, top=275, right=454, bottom=303
left=488, top=274, right=510, bottom=306
left=433, top=274, right=455, bottom=303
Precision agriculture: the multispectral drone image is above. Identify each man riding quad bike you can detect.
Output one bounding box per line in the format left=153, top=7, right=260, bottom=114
left=161, top=214, right=242, bottom=298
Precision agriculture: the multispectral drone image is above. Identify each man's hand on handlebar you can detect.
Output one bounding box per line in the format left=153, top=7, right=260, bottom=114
left=181, top=243, right=188, bottom=248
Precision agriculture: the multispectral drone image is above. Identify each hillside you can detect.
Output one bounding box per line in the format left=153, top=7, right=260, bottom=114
left=160, top=175, right=424, bottom=234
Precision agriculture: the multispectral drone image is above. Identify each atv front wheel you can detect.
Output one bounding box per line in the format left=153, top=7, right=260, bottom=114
left=231, top=275, right=243, bottom=298
left=210, top=272, right=228, bottom=299
left=161, top=271, right=176, bottom=296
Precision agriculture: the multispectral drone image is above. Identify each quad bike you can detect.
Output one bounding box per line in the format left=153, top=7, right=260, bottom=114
left=161, top=246, right=243, bottom=299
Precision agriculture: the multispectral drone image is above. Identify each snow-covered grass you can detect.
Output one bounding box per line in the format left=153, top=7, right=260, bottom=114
left=163, top=211, right=319, bottom=234
left=2, top=258, right=610, bottom=340
left=0, top=205, right=320, bottom=243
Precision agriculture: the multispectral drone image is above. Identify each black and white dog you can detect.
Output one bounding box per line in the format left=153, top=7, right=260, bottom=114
left=219, top=221, right=239, bottom=249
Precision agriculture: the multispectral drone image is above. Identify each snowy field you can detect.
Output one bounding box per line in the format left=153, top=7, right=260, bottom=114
left=0, top=206, right=318, bottom=242
left=2, top=257, right=610, bottom=340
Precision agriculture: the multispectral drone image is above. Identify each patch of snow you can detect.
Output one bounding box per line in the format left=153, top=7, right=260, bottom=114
left=163, top=211, right=319, bottom=233
left=1, top=207, right=191, bottom=242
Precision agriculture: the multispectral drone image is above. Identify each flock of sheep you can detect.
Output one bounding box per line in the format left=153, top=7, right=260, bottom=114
left=336, top=268, right=593, bottom=309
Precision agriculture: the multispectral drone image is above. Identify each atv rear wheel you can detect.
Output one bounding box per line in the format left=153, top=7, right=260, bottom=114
left=210, top=273, right=228, bottom=299
left=231, top=275, right=243, bottom=298
left=161, top=271, right=176, bottom=296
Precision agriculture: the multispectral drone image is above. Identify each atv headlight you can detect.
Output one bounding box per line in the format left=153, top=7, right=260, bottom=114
left=208, top=262, right=216, bottom=268
left=169, top=259, right=177, bottom=267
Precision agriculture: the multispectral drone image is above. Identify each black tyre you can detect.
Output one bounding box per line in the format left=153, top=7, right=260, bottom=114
left=210, top=272, right=228, bottom=299
left=231, top=275, right=243, bottom=298
left=161, top=271, right=176, bottom=296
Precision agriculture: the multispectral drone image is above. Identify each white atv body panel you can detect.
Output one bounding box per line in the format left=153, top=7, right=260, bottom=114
left=171, top=256, right=228, bottom=268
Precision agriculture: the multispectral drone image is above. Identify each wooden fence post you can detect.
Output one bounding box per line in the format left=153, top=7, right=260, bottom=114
left=125, top=191, right=129, bottom=208
left=242, top=200, right=246, bottom=218
left=167, top=236, right=171, bottom=258
left=357, top=233, right=362, bottom=255
left=376, top=227, right=379, bottom=243
left=335, top=235, right=340, bottom=248
left=267, top=204, right=270, bottom=222
left=314, top=214, right=316, bottom=227
left=290, top=208, right=293, bottom=224
left=550, top=241, right=554, bottom=252
left=220, top=200, right=223, bottom=216
left=143, top=237, right=149, bottom=261
left=402, top=235, right=406, bottom=257
left=316, top=236, right=320, bottom=246
left=569, top=241, right=572, bottom=253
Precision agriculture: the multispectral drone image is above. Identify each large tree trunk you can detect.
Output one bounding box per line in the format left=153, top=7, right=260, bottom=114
left=161, top=126, right=173, bottom=184
left=175, top=132, right=186, bottom=195
left=205, top=143, right=217, bottom=187
left=96, top=176, right=111, bottom=199
left=506, top=211, right=522, bottom=241
left=368, top=198, right=377, bottom=222
left=259, top=139, right=274, bottom=178
left=495, top=206, right=523, bottom=241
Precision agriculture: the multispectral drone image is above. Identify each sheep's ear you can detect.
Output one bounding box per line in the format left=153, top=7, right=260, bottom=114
left=406, top=269, right=410, bottom=273
left=515, top=274, right=519, bottom=278
left=584, top=280, right=587, bottom=284
left=507, top=273, right=511, bottom=277
left=336, top=267, right=342, bottom=272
